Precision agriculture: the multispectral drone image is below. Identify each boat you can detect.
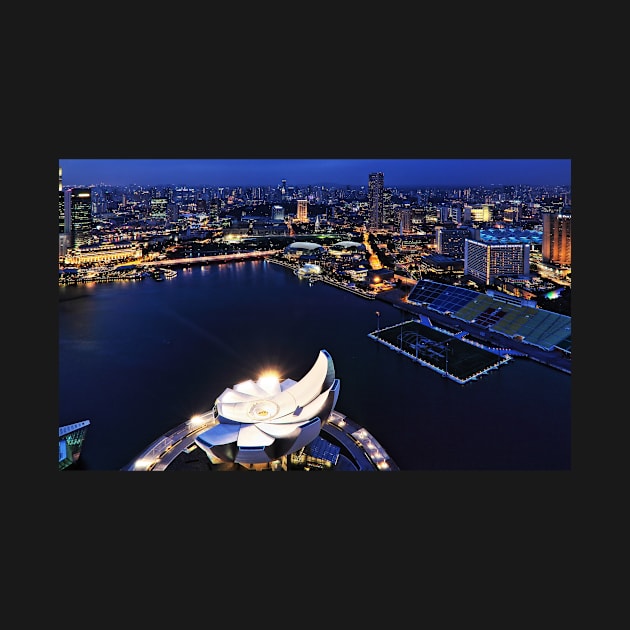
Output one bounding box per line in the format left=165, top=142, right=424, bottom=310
left=59, top=420, right=90, bottom=470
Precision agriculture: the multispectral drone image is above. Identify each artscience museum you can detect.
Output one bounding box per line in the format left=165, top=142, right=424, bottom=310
left=194, top=349, right=340, bottom=468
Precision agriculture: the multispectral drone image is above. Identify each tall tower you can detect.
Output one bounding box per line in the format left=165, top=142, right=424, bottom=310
left=59, top=166, right=73, bottom=260
left=542, top=210, right=571, bottom=266
left=400, top=209, right=412, bottom=234
left=368, top=172, right=384, bottom=230
left=67, top=188, right=93, bottom=248
left=59, top=166, right=64, bottom=233
left=297, top=199, right=308, bottom=222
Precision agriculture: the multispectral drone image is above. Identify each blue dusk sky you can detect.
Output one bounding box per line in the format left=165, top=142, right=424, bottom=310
left=59, top=158, right=571, bottom=189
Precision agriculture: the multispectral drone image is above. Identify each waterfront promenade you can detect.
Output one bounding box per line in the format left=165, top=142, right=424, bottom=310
left=59, top=250, right=283, bottom=284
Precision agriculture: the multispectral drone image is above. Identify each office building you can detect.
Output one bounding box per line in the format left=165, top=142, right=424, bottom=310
left=368, top=172, right=384, bottom=230
left=65, top=187, right=93, bottom=248
left=435, top=226, right=478, bottom=259
left=463, top=203, right=493, bottom=224
left=399, top=209, right=412, bottom=234
left=149, top=197, right=169, bottom=220
left=58, top=167, right=72, bottom=258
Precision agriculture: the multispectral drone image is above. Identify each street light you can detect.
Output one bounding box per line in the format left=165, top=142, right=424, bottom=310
left=375, top=311, right=380, bottom=331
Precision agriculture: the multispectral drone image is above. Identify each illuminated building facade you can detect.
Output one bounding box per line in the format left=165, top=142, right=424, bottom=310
left=149, top=197, right=169, bottom=220
left=297, top=199, right=308, bottom=222
left=327, top=240, right=366, bottom=258
left=463, top=203, right=493, bottom=223
left=66, top=187, right=93, bottom=248
left=59, top=420, right=90, bottom=470
left=63, top=241, right=143, bottom=266
left=542, top=211, right=571, bottom=266
left=59, top=167, right=65, bottom=233
left=59, top=167, right=72, bottom=259
left=464, top=239, right=530, bottom=285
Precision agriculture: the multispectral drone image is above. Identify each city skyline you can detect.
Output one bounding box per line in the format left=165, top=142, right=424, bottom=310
left=58, top=159, right=571, bottom=189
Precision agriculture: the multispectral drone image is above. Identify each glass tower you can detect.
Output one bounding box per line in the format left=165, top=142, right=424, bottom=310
left=368, top=172, right=384, bottom=230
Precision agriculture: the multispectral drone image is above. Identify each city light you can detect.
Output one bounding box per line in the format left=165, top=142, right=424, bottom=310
left=60, top=165, right=570, bottom=472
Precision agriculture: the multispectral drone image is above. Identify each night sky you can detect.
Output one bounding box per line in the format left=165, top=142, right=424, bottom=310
left=58, top=158, right=571, bottom=189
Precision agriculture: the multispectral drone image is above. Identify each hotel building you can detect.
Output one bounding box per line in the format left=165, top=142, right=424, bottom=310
left=296, top=199, right=308, bottom=222
left=464, top=239, right=530, bottom=285
left=542, top=210, right=571, bottom=266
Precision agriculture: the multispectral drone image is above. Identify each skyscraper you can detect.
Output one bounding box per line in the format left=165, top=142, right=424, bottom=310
left=399, top=209, right=412, bottom=234
left=67, top=187, right=93, bottom=248
left=542, top=210, right=571, bottom=266
left=368, top=172, right=384, bottom=230
left=297, top=199, right=308, bottom=222
left=59, top=167, right=73, bottom=260
left=58, top=167, right=65, bottom=233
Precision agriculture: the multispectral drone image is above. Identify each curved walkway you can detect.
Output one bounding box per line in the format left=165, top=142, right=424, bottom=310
left=121, top=410, right=400, bottom=472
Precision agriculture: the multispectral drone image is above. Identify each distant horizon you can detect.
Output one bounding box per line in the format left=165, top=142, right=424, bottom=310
left=59, top=159, right=571, bottom=189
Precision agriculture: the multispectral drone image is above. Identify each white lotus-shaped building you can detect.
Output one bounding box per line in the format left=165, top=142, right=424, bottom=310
left=195, top=349, right=340, bottom=466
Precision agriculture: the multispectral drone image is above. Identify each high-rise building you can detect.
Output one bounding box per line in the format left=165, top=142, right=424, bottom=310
left=541, top=210, right=571, bottom=266
left=503, top=206, right=520, bottom=224
left=437, top=205, right=451, bottom=224
left=297, top=199, right=308, bottom=222
left=59, top=167, right=72, bottom=260
left=66, top=187, right=93, bottom=248
left=150, top=197, right=169, bottom=220
left=399, top=209, right=412, bottom=234
left=58, top=167, right=64, bottom=233
left=368, top=172, right=384, bottom=230
left=464, top=239, right=530, bottom=285
left=435, top=226, right=477, bottom=259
